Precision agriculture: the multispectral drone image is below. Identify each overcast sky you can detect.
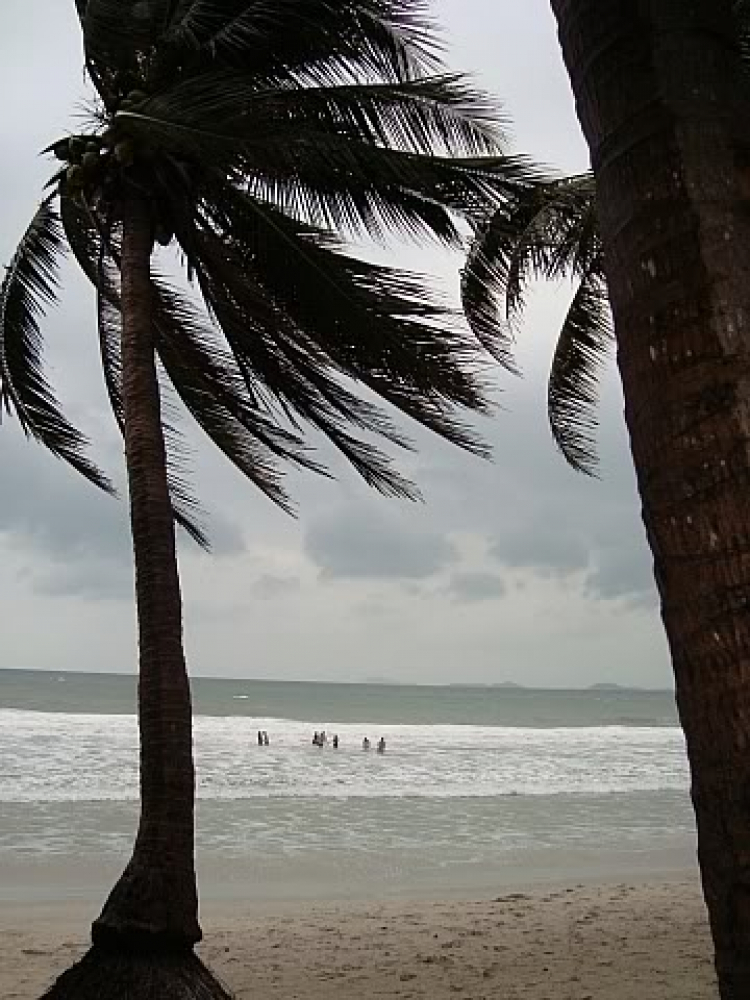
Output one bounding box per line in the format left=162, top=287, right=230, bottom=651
left=0, top=1, right=672, bottom=688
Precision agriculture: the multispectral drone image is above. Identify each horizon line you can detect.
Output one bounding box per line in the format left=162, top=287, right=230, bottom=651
left=0, top=666, right=674, bottom=694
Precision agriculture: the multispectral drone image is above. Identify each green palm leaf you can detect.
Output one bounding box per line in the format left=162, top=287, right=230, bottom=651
left=0, top=199, right=113, bottom=492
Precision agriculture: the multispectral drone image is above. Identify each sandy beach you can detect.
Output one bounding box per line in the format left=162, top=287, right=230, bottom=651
left=2, top=880, right=715, bottom=1000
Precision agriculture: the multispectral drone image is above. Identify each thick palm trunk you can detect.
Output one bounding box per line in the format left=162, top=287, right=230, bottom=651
left=92, top=196, right=201, bottom=951
left=549, top=1, right=750, bottom=996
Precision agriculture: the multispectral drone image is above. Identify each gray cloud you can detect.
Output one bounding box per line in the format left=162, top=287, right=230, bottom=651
left=305, top=507, right=458, bottom=581
left=490, top=525, right=588, bottom=578
left=251, top=574, right=302, bottom=599
left=28, top=560, right=133, bottom=601
left=447, top=571, right=507, bottom=603
left=0, top=421, right=245, bottom=600
left=585, top=540, right=656, bottom=606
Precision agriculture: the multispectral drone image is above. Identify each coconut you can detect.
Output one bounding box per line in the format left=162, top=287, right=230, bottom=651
left=68, top=137, right=85, bottom=162
left=82, top=151, right=100, bottom=171
left=66, top=164, right=84, bottom=186
left=154, top=224, right=174, bottom=247
left=86, top=140, right=101, bottom=153
left=114, top=140, right=135, bottom=166
left=100, top=128, right=119, bottom=150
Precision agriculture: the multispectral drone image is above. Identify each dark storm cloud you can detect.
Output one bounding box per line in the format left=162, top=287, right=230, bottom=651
left=0, top=419, right=245, bottom=600
left=305, top=506, right=458, bottom=581
left=447, top=571, right=507, bottom=602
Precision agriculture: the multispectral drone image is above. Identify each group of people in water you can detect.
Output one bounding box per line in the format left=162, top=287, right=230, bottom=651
left=312, top=730, right=338, bottom=748
left=256, top=729, right=386, bottom=752
left=313, top=732, right=386, bottom=752
left=362, top=736, right=387, bottom=753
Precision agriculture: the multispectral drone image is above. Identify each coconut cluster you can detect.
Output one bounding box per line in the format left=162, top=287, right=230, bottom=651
left=51, top=90, right=174, bottom=246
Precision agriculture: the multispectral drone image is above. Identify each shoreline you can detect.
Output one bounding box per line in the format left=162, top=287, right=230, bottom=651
left=0, top=842, right=697, bottom=906
left=2, top=877, right=715, bottom=1000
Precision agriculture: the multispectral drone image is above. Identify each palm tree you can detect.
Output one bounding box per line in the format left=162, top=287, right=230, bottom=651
left=464, top=1, right=750, bottom=995
left=0, top=2, right=537, bottom=996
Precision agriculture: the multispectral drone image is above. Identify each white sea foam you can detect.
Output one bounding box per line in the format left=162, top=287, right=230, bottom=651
left=0, top=709, right=688, bottom=804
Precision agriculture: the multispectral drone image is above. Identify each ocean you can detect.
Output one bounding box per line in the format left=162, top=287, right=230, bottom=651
left=0, top=669, right=696, bottom=904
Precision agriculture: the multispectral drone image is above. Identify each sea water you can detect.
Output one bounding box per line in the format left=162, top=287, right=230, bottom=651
left=0, top=669, right=695, bottom=903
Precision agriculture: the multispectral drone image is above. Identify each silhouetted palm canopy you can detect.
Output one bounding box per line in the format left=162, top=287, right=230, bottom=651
left=0, top=0, right=539, bottom=539
left=462, top=0, right=750, bottom=477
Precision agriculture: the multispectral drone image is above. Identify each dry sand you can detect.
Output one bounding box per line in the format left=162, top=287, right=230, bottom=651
left=1, top=880, right=715, bottom=1000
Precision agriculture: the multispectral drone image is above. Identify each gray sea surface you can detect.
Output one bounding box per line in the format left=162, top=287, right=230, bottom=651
left=0, top=669, right=695, bottom=903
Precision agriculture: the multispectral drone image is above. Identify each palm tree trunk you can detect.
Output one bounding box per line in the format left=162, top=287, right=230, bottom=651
left=549, top=0, right=750, bottom=996
left=92, top=196, right=201, bottom=951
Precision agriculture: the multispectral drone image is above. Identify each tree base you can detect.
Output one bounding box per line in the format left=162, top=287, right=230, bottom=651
left=39, top=945, right=233, bottom=1000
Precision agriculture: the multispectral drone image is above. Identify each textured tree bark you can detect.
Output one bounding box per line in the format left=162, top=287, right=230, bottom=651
left=549, top=1, right=750, bottom=996
left=92, top=197, right=201, bottom=951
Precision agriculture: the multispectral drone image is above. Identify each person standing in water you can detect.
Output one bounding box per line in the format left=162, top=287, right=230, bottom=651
left=377, top=737, right=386, bottom=753
left=263, top=731, right=270, bottom=746
left=332, top=734, right=339, bottom=749
left=257, top=730, right=264, bottom=747
left=362, top=737, right=371, bottom=751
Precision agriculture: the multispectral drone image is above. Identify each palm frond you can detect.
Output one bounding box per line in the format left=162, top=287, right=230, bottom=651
left=133, top=73, right=504, bottom=156
left=0, top=199, right=113, bottom=492
left=60, top=196, right=210, bottom=544
left=247, top=144, right=538, bottom=241
left=548, top=275, right=612, bottom=476
left=160, top=0, right=442, bottom=85
left=182, top=232, right=424, bottom=500
left=153, top=278, right=328, bottom=474
left=156, top=367, right=211, bottom=549
left=152, top=281, right=300, bottom=513
left=461, top=173, right=599, bottom=366
left=191, top=189, right=492, bottom=454
left=461, top=173, right=614, bottom=472
left=82, top=0, right=157, bottom=78
left=735, top=0, right=750, bottom=62
left=122, top=105, right=537, bottom=240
